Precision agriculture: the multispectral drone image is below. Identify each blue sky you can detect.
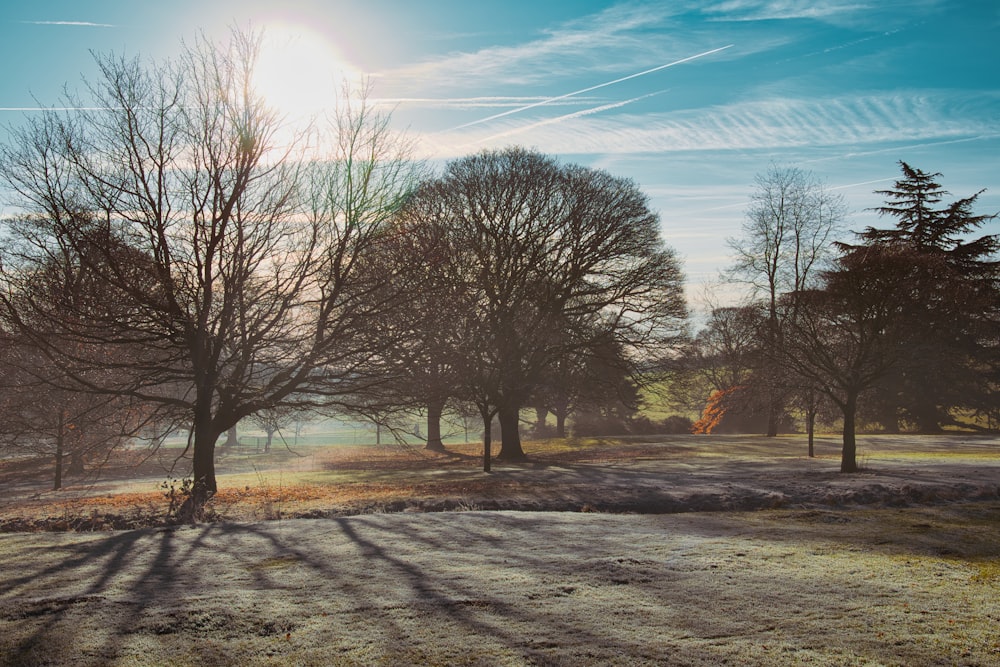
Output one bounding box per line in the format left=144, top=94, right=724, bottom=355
left=1, top=0, right=997, bottom=309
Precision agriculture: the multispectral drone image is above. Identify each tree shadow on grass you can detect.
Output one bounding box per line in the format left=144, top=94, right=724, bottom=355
left=0, top=513, right=689, bottom=665
left=3, top=502, right=1000, bottom=665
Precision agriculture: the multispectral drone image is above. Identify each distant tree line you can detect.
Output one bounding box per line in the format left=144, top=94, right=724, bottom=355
left=681, top=162, right=999, bottom=472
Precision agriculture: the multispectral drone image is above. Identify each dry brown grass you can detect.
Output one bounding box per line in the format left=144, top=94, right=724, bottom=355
left=2, top=433, right=998, bottom=531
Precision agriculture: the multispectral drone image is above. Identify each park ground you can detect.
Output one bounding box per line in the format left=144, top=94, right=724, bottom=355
left=1, top=434, right=998, bottom=665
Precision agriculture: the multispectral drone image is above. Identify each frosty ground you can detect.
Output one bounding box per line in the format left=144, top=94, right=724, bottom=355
left=1, top=434, right=998, bottom=666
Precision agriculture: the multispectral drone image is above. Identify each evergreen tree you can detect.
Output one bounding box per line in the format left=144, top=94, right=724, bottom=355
left=843, top=162, right=999, bottom=431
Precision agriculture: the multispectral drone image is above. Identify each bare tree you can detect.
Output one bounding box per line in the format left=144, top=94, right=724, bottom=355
left=0, top=28, right=419, bottom=517
left=727, top=165, right=846, bottom=436
left=686, top=304, right=765, bottom=429
left=350, top=213, right=472, bottom=452
left=246, top=406, right=295, bottom=453
left=781, top=244, right=930, bottom=472
left=0, top=335, right=157, bottom=490
left=532, top=328, right=636, bottom=438
left=0, top=219, right=170, bottom=489
left=394, top=148, right=687, bottom=462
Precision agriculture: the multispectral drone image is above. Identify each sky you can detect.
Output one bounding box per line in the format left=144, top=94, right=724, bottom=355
left=1, top=0, right=997, bottom=311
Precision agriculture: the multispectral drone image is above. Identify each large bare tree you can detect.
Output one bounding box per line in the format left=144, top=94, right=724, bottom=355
left=0, top=28, right=419, bottom=516
left=343, top=212, right=475, bottom=452
left=394, top=148, right=687, bottom=462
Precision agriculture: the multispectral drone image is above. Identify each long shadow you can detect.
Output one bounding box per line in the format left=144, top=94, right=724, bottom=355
left=2, top=502, right=997, bottom=666
left=220, top=517, right=581, bottom=658
left=1, top=527, right=162, bottom=665
left=2, top=441, right=998, bottom=665
left=2, top=513, right=676, bottom=664
left=316, top=513, right=683, bottom=663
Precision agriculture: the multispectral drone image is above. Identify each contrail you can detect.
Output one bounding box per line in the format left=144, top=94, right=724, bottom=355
left=447, top=44, right=734, bottom=132
left=468, top=89, right=668, bottom=147
left=21, top=20, right=116, bottom=28
left=0, top=107, right=109, bottom=112
left=803, top=134, right=1000, bottom=165
left=830, top=177, right=896, bottom=191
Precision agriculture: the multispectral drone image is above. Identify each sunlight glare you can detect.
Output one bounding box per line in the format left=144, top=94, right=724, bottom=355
left=253, top=23, right=357, bottom=125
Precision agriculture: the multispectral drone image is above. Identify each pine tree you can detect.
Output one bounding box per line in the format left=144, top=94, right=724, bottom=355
left=842, top=162, right=999, bottom=431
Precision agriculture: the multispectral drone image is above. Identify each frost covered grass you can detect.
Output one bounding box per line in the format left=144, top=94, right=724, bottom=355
left=0, top=504, right=998, bottom=666
left=0, top=434, right=998, bottom=664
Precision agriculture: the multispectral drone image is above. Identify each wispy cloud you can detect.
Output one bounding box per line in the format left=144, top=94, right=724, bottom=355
left=374, top=96, right=597, bottom=111
left=376, top=3, right=696, bottom=95
left=701, top=0, right=869, bottom=22
left=427, top=91, right=999, bottom=158
left=803, top=135, right=1000, bottom=164
left=699, top=0, right=947, bottom=29
left=20, top=20, right=116, bottom=28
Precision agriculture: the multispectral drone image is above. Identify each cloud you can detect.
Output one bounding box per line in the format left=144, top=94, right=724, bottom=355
left=20, top=20, right=116, bottom=28
left=803, top=135, right=1000, bottom=165
left=429, top=91, right=998, bottom=157
left=376, top=3, right=692, bottom=95
left=701, top=0, right=868, bottom=22
left=698, top=0, right=947, bottom=29
left=374, top=96, right=597, bottom=111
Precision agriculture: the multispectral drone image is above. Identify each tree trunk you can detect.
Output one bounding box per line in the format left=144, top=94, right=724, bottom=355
left=53, top=411, right=65, bottom=491
left=223, top=426, right=238, bottom=449
left=479, top=404, right=494, bottom=473
left=555, top=410, right=567, bottom=438
left=180, top=396, right=220, bottom=522
left=765, top=314, right=780, bottom=438
left=765, top=396, right=779, bottom=437
left=840, top=392, right=859, bottom=473
left=425, top=398, right=446, bottom=452
left=264, top=429, right=274, bottom=453
left=915, top=409, right=943, bottom=434
left=533, top=405, right=547, bottom=436
left=68, top=449, right=85, bottom=477
left=764, top=387, right=785, bottom=438
left=496, top=402, right=526, bottom=461
left=806, top=408, right=816, bottom=458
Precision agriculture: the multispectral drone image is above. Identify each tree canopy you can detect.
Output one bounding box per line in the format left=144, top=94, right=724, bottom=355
left=390, top=147, right=688, bottom=463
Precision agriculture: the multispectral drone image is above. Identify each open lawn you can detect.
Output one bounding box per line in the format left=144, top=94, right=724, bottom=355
left=0, top=434, right=998, bottom=665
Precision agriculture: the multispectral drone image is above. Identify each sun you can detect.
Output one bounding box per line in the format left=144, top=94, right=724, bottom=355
left=252, top=23, right=357, bottom=123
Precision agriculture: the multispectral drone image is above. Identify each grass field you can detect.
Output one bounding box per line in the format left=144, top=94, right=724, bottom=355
left=1, top=432, right=997, bottom=529
left=0, top=433, right=998, bottom=666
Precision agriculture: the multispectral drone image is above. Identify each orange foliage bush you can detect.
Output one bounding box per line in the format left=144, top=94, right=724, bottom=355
left=691, top=386, right=742, bottom=434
